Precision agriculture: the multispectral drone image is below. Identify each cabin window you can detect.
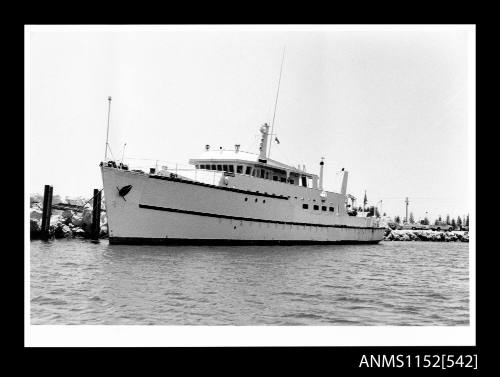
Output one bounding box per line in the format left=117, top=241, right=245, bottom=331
left=280, top=177, right=286, bottom=182
left=260, top=169, right=265, bottom=179
left=217, top=165, right=222, bottom=171
left=265, top=172, right=269, bottom=179
left=289, top=179, right=294, bottom=185
left=301, top=176, right=307, bottom=187
left=211, top=164, right=216, bottom=170
left=329, top=207, right=334, bottom=212
left=245, top=166, right=251, bottom=175
left=313, top=205, right=319, bottom=210
left=195, top=165, right=199, bottom=169
left=321, top=206, right=327, bottom=211
left=302, top=204, right=309, bottom=209
left=237, top=165, right=243, bottom=174
left=201, top=164, right=206, bottom=169
left=223, top=164, right=228, bottom=171
left=273, top=176, right=278, bottom=181
left=228, top=165, right=234, bottom=173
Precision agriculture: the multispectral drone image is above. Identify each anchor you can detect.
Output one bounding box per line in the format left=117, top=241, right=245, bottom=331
left=117, top=184, right=133, bottom=201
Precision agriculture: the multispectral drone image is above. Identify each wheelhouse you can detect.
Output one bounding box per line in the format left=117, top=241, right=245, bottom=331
left=189, top=150, right=318, bottom=188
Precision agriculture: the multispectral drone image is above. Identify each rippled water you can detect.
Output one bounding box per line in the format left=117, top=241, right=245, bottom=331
left=30, top=240, right=469, bottom=325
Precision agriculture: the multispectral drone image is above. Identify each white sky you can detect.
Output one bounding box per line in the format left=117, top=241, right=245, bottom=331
left=27, top=25, right=474, bottom=220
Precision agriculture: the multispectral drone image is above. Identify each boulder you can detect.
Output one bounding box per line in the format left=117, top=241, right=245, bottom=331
left=100, top=224, right=108, bottom=238
left=50, top=214, right=61, bottom=226
left=82, top=209, right=93, bottom=232
left=62, top=225, right=72, bottom=235
left=61, top=209, right=74, bottom=220
left=30, top=208, right=42, bottom=220
left=71, top=215, right=83, bottom=227
left=65, top=196, right=87, bottom=206
left=30, top=219, right=40, bottom=233
left=30, top=193, right=43, bottom=206
left=73, top=227, right=86, bottom=237
left=52, top=195, right=63, bottom=204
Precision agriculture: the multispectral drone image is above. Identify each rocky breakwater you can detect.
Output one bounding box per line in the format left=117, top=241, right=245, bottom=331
left=384, top=229, right=469, bottom=242
left=30, top=195, right=108, bottom=240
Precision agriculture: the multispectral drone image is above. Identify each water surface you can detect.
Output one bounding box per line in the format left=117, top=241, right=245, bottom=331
left=30, top=240, right=469, bottom=325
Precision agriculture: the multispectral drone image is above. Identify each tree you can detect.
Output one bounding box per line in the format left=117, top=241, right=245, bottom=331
left=423, top=217, right=430, bottom=225
left=446, top=214, right=451, bottom=225
left=383, top=212, right=387, bottom=217
left=409, top=212, right=415, bottom=224
left=451, top=218, right=457, bottom=229
left=438, top=215, right=442, bottom=222
left=457, top=216, right=462, bottom=229
left=466, top=214, right=469, bottom=227
left=394, top=215, right=401, bottom=224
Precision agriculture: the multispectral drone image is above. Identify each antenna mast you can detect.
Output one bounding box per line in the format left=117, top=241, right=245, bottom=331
left=104, top=96, right=112, bottom=161
left=268, top=47, right=286, bottom=158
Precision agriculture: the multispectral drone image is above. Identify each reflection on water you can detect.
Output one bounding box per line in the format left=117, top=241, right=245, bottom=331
left=30, top=240, right=469, bottom=325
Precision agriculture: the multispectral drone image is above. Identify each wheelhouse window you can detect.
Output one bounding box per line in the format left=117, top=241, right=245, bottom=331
left=289, top=179, right=294, bottom=185
left=223, top=164, right=228, bottom=171
left=313, top=205, right=319, bottom=210
left=321, top=206, right=327, bottom=211
left=217, top=165, right=222, bottom=171
left=273, top=176, right=278, bottom=181
left=200, top=164, right=205, bottom=169
left=302, top=204, right=309, bottom=209
left=228, top=165, right=234, bottom=173
left=301, top=176, right=307, bottom=187
left=237, top=165, right=243, bottom=174
left=211, top=164, right=216, bottom=170
left=195, top=165, right=199, bottom=169
left=260, top=169, right=265, bottom=179
left=280, top=177, right=286, bottom=182
left=329, top=207, right=334, bottom=212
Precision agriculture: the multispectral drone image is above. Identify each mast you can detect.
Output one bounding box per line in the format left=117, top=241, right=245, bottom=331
left=268, top=47, right=286, bottom=158
left=104, top=96, right=112, bottom=161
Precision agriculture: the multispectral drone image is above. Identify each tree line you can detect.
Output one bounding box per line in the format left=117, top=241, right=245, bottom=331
left=392, top=213, right=469, bottom=229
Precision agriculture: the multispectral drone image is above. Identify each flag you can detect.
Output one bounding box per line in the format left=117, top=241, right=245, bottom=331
left=275, top=137, right=280, bottom=144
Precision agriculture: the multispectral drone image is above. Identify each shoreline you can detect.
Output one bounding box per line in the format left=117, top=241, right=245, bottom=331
left=383, top=229, right=469, bottom=242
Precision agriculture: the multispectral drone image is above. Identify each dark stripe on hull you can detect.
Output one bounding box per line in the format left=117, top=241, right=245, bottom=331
left=138, top=203, right=385, bottom=231
left=109, top=237, right=383, bottom=246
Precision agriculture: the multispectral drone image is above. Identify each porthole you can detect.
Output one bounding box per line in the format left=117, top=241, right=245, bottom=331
left=244, top=198, right=248, bottom=202
left=255, top=198, right=258, bottom=202
left=263, top=200, right=266, bottom=203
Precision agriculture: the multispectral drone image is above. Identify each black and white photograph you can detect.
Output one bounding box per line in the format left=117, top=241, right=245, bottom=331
left=25, top=25, right=475, bottom=350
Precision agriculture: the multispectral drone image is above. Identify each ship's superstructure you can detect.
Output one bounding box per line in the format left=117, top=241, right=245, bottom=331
left=101, top=123, right=385, bottom=245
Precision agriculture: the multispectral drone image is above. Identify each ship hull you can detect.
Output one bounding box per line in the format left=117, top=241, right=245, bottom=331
left=102, top=166, right=386, bottom=245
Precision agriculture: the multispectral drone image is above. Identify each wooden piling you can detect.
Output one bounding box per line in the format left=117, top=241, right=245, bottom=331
left=91, top=189, right=102, bottom=240
left=40, top=185, right=53, bottom=239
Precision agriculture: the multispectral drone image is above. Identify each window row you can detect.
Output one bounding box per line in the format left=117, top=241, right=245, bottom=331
left=195, top=163, right=309, bottom=187
left=302, top=204, right=335, bottom=212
